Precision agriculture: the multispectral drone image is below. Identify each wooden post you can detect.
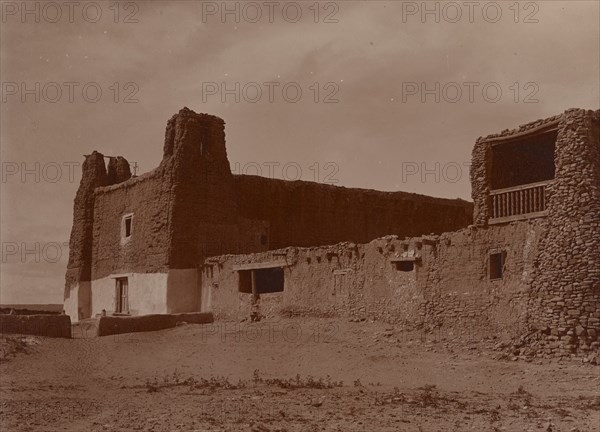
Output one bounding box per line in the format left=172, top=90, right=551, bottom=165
left=251, top=270, right=258, bottom=302
left=519, top=190, right=523, bottom=215
left=493, top=195, right=498, bottom=219
left=250, top=269, right=260, bottom=322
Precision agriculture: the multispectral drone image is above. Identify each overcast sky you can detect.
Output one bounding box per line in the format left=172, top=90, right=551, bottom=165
left=1, top=0, right=598, bottom=304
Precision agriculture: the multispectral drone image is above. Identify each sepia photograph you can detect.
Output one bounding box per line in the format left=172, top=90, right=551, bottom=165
left=1, top=1, right=599, bottom=431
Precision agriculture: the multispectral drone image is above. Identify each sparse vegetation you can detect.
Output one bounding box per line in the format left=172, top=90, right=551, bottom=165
left=143, top=369, right=344, bottom=393
left=144, top=370, right=245, bottom=393
left=0, top=335, right=36, bottom=362
left=252, top=369, right=343, bottom=389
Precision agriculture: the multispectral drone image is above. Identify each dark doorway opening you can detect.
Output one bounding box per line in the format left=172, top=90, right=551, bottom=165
left=489, top=252, right=505, bottom=280
left=115, top=277, right=129, bottom=313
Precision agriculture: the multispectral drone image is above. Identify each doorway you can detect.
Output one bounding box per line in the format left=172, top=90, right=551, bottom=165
left=115, top=277, right=129, bottom=313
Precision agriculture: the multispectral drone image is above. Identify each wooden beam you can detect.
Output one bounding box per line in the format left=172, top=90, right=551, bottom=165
left=489, top=210, right=548, bottom=225
left=490, top=179, right=554, bottom=196
left=233, top=261, right=287, bottom=271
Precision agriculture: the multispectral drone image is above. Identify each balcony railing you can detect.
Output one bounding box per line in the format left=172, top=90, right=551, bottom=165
left=489, top=179, right=553, bottom=224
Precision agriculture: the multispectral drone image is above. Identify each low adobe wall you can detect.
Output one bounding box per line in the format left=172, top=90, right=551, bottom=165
left=0, top=314, right=71, bottom=338
left=96, top=312, right=214, bottom=336
left=201, top=220, right=548, bottom=340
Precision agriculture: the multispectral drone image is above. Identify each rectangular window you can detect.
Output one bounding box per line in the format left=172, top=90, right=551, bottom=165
left=115, top=277, right=129, bottom=313
left=125, top=217, right=132, bottom=237
left=394, top=261, right=415, bottom=272
left=489, top=252, right=505, bottom=280
left=121, top=213, right=133, bottom=240
left=238, top=267, right=284, bottom=294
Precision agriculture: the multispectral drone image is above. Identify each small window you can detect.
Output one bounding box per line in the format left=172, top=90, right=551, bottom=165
left=121, top=214, right=133, bottom=240
left=489, top=251, right=505, bottom=280
left=394, top=261, right=414, bottom=272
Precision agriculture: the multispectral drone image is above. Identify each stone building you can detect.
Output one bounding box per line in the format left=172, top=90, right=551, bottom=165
left=64, top=107, right=599, bottom=357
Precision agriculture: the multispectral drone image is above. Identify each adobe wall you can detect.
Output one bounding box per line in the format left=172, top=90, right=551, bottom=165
left=96, top=312, right=213, bottom=337
left=0, top=314, right=72, bottom=338
left=92, top=168, right=173, bottom=279
left=234, top=176, right=473, bottom=250
left=164, top=109, right=241, bottom=270
left=419, top=221, right=547, bottom=337
left=64, top=152, right=132, bottom=322
left=201, top=237, right=426, bottom=322
left=159, top=107, right=473, bottom=268
left=201, top=220, right=546, bottom=341
left=78, top=108, right=473, bottom=279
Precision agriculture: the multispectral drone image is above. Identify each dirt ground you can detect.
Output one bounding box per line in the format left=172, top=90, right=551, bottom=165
left=1, top=318, right=599, bottom=432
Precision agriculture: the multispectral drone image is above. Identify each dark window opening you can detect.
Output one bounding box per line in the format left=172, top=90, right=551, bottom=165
left=238, top=267, right=284, bottom=294
left=260, top=234, right=268, bottom=245
left=123, top=215, right=133, bottom=238
left=394, top=261, right=414, bottom=272
left=489, top=252, right=505, bottom=280
left=490, top=130, right=556, bottom=190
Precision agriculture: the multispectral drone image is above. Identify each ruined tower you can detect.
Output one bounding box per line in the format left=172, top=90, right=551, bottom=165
left=64, top=151, right=108, bottom=320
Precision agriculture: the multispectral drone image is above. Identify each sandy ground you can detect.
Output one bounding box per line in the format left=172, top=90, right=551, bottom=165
left=1, top=318, right=599, bottom=432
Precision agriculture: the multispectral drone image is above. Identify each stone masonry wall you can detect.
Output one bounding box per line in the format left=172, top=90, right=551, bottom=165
left=471, top=113, right=562, bottom=226
left=469, top=108, right=600, bottom=357
left=528, top=109, right=600, bottom=357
